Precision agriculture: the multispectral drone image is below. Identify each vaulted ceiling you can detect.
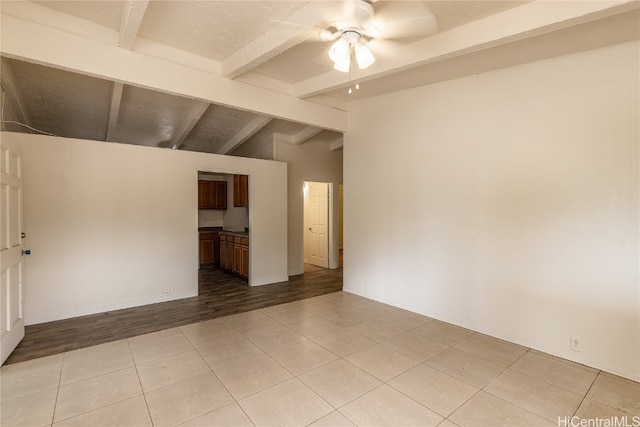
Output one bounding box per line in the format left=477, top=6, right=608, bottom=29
left=1, top=1, right=638, bottom=158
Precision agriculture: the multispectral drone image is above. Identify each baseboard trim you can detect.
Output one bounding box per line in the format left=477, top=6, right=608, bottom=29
left=249, top=275, right=289, bottom=287
left=25, top=290, right=197, bottom=325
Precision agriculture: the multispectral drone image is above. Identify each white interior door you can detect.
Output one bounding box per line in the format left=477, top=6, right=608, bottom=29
left=305, top=182, right=329, bottom=268
left=0, top=139, right=25, bottom=365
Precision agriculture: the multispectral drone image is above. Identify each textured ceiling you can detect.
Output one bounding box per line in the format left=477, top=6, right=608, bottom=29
left=185, top=104, right=263, bottom=153
left=6, top=58, right=112, bottom=142
left=32, top=0, right=125, bottom=30
left=138, top=1, right=307, bottom=61
left=1, top=0, right=637, bottom=158
left=111, top=85, right=199, bottom=147
left=252, top=40, right=332, bottom=85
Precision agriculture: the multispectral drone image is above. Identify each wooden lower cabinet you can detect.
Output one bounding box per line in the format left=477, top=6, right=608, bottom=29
left=240, top=243, right=249, bottom=279
left=199, top=232, right=220, bottom=268
left=219, top=232, right=249, bottom=280
left=225, top=240, right=234, bottom=271
left=219, top=234, right=233, bottom=271
left=233, top=240, right=242, bottom=275
left=219, top=234, right=227, bottom=269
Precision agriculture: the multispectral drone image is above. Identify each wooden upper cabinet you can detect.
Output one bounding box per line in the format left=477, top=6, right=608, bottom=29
left=233, top=175, right=249, bottom=207
left=211, top=181, right=227, bottom=210
left=198, top=180, right=212, bottom=209
left=198, top=180, right=227, bottom=210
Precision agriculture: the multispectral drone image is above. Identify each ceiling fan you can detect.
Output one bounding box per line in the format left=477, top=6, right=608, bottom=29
left=313, top=0, right=438, bottom=73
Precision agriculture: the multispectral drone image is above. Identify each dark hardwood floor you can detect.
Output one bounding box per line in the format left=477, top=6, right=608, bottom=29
left=5, top=266, right=342, bottom=365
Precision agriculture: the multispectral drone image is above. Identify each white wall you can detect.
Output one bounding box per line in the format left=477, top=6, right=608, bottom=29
left=344, top=41, right=639, bottom=381
left=198, top=209, right=224, bottom=228
left=4, top=132, right=288, bottom=324
left=276, top=138, right=343, bottom=275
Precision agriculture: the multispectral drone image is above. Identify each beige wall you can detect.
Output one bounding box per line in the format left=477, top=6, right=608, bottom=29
left=344, top=41, right=639, bottom=381
left=5, top=132, right=288, bottom=324
left=276, top=138, right=343, bottom=275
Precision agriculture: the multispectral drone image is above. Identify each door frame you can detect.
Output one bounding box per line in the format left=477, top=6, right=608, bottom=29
left=0, top=138, right=26, bottom=365
left=303, top=181, right=338, bottom=270
left=196, top=169, right=252, bottom=287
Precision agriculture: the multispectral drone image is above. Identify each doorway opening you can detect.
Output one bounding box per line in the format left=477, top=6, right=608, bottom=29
left=197, top=171, right=250, bottom=294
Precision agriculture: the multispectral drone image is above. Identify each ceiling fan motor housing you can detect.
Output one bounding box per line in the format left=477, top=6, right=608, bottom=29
left=337, top=0, right=375, bottom=32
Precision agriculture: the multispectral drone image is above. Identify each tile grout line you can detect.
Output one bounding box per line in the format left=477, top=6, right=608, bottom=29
left=49, top=352, right=65, bottom=427
left=413, top=337, right=534, bottom=423
left=126, top=338, right=155, bottom=427
left=381, top=332, right=484, bottom=424
left=479, top=347, right=591, bottom=425
left=51, top=352, right=142, bottom=425
left=571, top=370, right=602, bottom=418
left=161, top=342, right=236, bottom=426
left=497, top=347, right=597, bottom=400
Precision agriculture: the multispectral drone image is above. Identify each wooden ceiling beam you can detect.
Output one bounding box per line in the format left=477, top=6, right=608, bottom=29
left=119, top=0, right=150, bottom=50
left=329, top=137, right=343, bottom=151
left=105, top=82, right=124, bottom=142
left=170, top=102, right=210, bottom=150
left=105, top=1, right=150, bottom=141
left=217, top=116, right=273, bottom=155
left=222, top=2, right=331, bottom=79
left=273, top=126, right=322, bottom=145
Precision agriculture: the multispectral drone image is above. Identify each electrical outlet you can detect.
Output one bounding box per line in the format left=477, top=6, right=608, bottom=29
left=570, top=336, right=582, bottom=352
left=163, top=286, right=171, bottom=294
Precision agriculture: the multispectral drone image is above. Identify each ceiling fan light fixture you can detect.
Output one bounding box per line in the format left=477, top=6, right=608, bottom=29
left=328, top=37, right=350, bottom=63
left=333, top=53, right=351, bottom=73
left=354, top=42, right=375, bottom=69
left=328, top=30, right=375, bottom=73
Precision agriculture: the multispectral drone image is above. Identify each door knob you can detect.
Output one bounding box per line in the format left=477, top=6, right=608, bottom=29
left=22, top=249, right=31, bottom=255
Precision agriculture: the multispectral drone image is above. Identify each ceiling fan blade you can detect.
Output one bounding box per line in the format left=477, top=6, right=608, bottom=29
left=270, top=19, right=340, bottom=42
left=371, top=1, right=438, bottom=40
left=320, top=29, right=342, bottom=42
left=270, top=18, right=318, bottom=31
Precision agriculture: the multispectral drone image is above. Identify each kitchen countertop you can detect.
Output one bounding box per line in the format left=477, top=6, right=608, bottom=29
left=198, top=227, right=223, bottom=233
left=219, top=230, right=249, bottom=237
left=199, top=227, right=248, bottom=237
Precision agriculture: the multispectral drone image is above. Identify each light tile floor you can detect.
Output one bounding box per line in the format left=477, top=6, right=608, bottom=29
left=1, top=291, right=639, bottom=427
